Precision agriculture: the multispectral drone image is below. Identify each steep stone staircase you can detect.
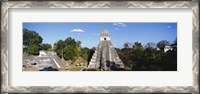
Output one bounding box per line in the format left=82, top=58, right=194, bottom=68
left=88, top=40, right=124, bottom=70
left=47, top=52, right=66, bottom=70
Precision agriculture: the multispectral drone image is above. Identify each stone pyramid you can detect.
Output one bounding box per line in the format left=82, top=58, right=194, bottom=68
left=88, top=29, right=124, bottom=71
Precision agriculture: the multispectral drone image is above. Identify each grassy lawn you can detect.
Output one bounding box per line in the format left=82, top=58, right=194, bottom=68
left=67, top=66, right=83, bottom=71
left=23, top=66, right=39, bottom=71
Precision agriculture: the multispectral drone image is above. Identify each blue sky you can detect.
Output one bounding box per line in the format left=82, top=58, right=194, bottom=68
left=23, top=22, right=177, bottom=48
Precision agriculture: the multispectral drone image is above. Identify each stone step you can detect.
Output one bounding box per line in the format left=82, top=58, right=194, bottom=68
left=92, top=54, right=97, bottom=57
left=91, top=58, right=96, bottom=60
left=91, top=57, right=97, bottom=60
left=89, top=62, right=96, bottom=64
left=92, top=55, right=97, bottom=58
left=88, top=38, right=124, bottom=70
left=88, top=62, right=96, bottom=65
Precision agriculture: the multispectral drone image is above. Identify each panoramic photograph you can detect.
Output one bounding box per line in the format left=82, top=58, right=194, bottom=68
left=23, top=22, right=177, bottom=71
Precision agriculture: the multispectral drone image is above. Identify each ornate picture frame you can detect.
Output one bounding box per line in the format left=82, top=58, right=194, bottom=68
left=1, top=1, right=199, bottom=94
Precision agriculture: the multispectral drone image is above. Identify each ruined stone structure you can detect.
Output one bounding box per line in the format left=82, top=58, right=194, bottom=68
left=88, top=29, right=124, bottom=71
left=23, top=51, right=65, bottom=71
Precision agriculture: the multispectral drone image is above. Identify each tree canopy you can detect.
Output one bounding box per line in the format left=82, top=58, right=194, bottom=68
left=23, top=28, right=43, bottom=55
left=41, top=43, right=52, bottom=51
left=54, top=37, right=87, bottom=63
left=156, top=40, right=170, bottom=50
left=117, top=40, right=177, bottom=71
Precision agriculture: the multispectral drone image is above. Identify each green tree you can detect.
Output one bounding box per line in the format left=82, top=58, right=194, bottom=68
left=123, top=43, right=129, bottom=49
left=121, top=48, right=132, bottom=62
left=53, top=37, right=82, bottom=62
left=26, top=44, right=40, bottom=55
left=63, top=46, right=78, bottom=61
left=41, top=43, right=52, bottom=51
left=133, top=42, right=144, bottom=63
left=133, top=42, right=144, bottom=51
left=117, top=40, right=177, bottom=71
left=53, top=40, right=65, bottom=58
left=156, top=40, right=170, bottom=51
left=81, top=47, right=89, bottom=60
left=23, top=28, right=43, bottom=55
left=145, top=42, right=156, bottom=48
left=23, top=28, right=42, bottom=47
left=64, top=37, right=81, bottom=47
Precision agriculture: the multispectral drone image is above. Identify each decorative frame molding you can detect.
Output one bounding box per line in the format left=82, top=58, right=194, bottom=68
left=1, top=1, right=199, bottom=94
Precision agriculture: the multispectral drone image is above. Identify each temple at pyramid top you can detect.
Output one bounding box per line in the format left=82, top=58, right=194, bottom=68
left=100, top=29, right=110, bottom=41
left=88, top=29, right=124, bottom=71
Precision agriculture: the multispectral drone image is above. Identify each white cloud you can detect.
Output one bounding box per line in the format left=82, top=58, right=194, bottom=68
left=167, top=26, right=171, bottom=28
left=71, top=29, right=84, bottom=33
left=113, top=23, right=126, bottom=27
